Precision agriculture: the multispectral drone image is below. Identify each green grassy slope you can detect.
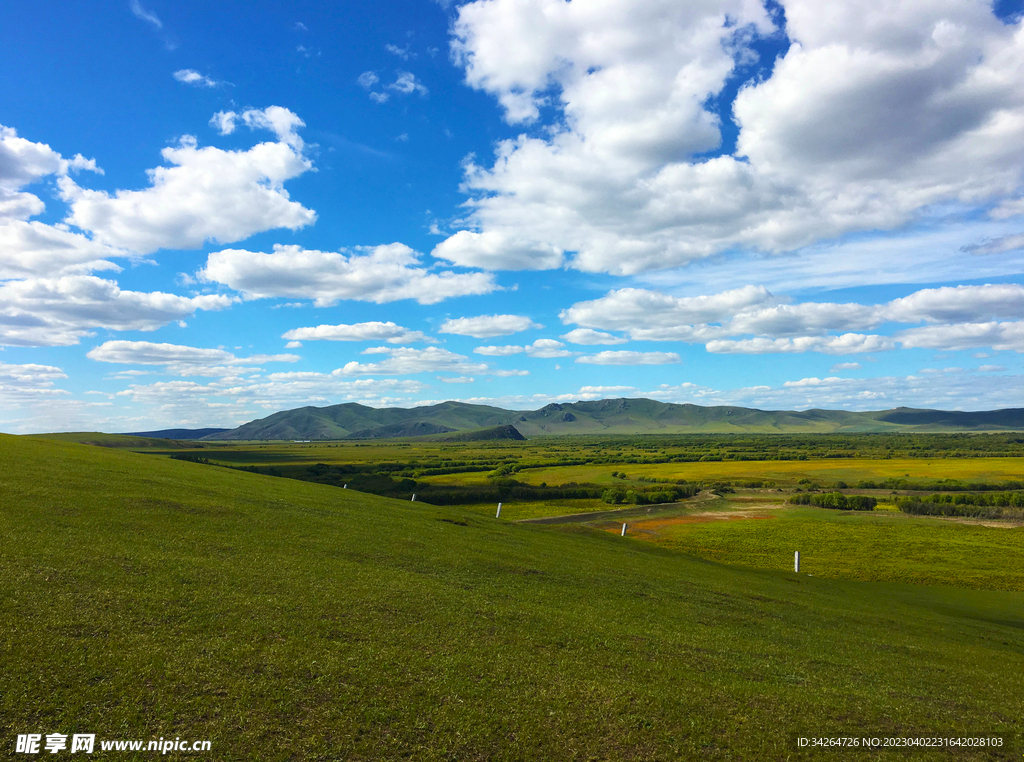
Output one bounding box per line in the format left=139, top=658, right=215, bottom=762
left=30, top=432, right=199, bottom=448
left=2, top=434, right=1022, bottom=760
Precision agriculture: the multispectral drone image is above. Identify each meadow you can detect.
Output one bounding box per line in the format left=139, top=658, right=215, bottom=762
left=4, top=432, right=1023, bottom=759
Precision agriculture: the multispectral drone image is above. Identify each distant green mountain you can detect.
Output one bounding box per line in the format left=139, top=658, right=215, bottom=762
left=201, top=398, right=1024, bottom=440
left=436, top=424, right=527, bottom=442
left=204, top=401, right=513, bottom=441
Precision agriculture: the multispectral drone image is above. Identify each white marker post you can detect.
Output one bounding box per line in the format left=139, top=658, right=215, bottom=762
left=343, top=484, right=347, bottom=489
left=794, top=550, right=800, bottom=573
left=411, top=493, right=417, bottom=502
left=496, top=502, right=502, bottom=518
left=621, top=523, right=627, bottom=537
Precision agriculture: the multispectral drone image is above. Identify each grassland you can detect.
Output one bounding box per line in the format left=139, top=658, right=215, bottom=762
left=3, top=434, right=1024, bottom=759
left=593, top=498, right=1024, bottom=591
left=510, top=457, right=1024, bottom=488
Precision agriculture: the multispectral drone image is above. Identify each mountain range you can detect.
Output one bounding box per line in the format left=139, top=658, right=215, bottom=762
left=197, top=398, right=1024, bottom=440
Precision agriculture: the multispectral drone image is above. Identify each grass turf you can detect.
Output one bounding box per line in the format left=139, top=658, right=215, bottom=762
left=616, top=501, right=1024, bottom=592
left=2, top=434, right=1022, bottom=760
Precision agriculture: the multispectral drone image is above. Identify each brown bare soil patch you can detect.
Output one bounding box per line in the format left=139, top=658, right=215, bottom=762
left=602, top=502, right=784, bottom=535
left=931, top=516, right=1024, bottom=529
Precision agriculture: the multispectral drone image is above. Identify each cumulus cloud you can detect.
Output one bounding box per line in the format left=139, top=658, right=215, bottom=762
left=0, top=362, right=69, bottom=404
left=0, top=125, right=102, bottom=222
left=898, top=321, right=1024, bottom=352
left=432, top=230, right=564, bottom=270
left=198, top=243, right=497, bottom=306
left=174, top=69, right=217, bottom=87
left=59, top=108, right=315, bottom=253
left=0, top=277, right=234, bottom=347
left=560, top=283, right=1024, bottom=354
left=562, top=286, right=777, bottom=335
left=576, top=350, right=680, bottom=365
left=336, top=346, right=489, bottom=376
left=438, top=313, right=541, bottom=337
left=473, top=344, right=524, bottom=356
left=87, top=340, right=299, bottom=377
left=282, top=321, right=433, bottom=343
left=560, top=328, right=628, bottom=345
left=885, top=284, right=1024, bottom=324
left=0, top=221, right=126, bottom=279
left=706, top=334, right=896, bottom=355
left=438, top=0, right=1024, bottom=274
left=388, top=71, right=429, bottom=96
left=357, top=71, right=380, bottom=89
left=830, top=362, right=861, bottom=371
left=474, top=339, right=572, bottom=358
left=386, top=44, right=413, bottom=60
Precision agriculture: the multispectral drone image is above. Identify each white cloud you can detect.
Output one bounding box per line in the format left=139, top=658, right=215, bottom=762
left=209, top=111, right=237, bottom=135
left=638, top=220, right=1024, bottom=295
left=336, top=346, right=489, bottom=376
left=1, top=126, right=64, bottom=191
left=962, top=232, right=1024, bottom=255
left=432, top=230, right=564, bottom=270
left=562, top=286, right=777, bottom=335
left=87, top=340, right=299, bottom=377
left=884, top=284, right=1024, bottom=324
left=282, top=321, right=433, bottom=343
left=199, top=243, right=497, bottom=306
left=370, top=92, right=390, bottom=104
left=560, top=283, right=1024, bottom=354
left=174, top=69, right=217, bottom=88
left=129, top=0, right=162, bottom=29
left=438, top=376, right=475, bottom=383
left=439, top=313, right=542, bottom=337
left=0, top=277, right=234, bottom=347
left=386, top=44, right=413, bottom=60
left=992, top=196, right=1024, bottom=220
left=59, top=108, right=315, bottom=253
left=357, top=71, right=380, bottom=89
left=977, top=364, right=1006, bottom=372
left=473, top=344, right=524, bottom=356
left=524, top=339, right=572, bottom=358
left=578, top=385, right=637, bottom=395
left=439, top=0, right=1024, bottom=274
left=706, top=334, right=895, bottom=355
left=0, top=362, right=69, bottom=404
left=898, top=321, right=1024, bottom=352
left=560, top=328, right=628, bottom=345
left=830, top=362, right=861, bottom=371
left=388, top=71, right=429, bottom=96
left=0, top=125, right=101, bottom=223
left=0, top=221, right=126, bottom=279
left=576, top=350, right=680, bottom=365
left=474, top=338, right=572, bottom=358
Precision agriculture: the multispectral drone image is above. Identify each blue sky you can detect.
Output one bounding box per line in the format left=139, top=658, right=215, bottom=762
left=2, top=0, right=1024, bottom=433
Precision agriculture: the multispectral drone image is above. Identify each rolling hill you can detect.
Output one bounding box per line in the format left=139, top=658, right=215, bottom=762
left=2, top=433, right=1021, bottom=759
left=200, top=398, right=1024, bottom=440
